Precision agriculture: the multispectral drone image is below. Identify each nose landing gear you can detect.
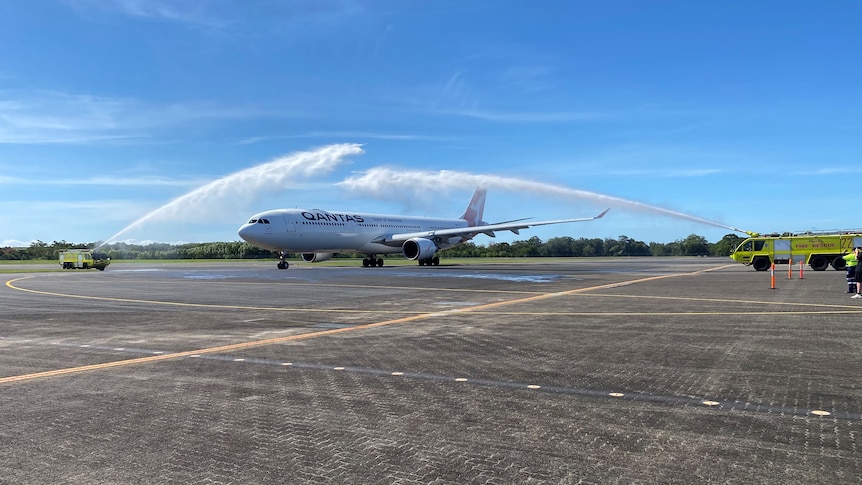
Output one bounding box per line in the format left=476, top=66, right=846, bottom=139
left=277, top=251, right=289, bottom=269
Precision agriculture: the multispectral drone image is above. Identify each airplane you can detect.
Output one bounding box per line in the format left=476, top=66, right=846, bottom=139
left=237, top=188, right=609, bottom=269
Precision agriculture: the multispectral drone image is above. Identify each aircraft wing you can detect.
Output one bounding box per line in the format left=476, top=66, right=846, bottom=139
left=378, top=208, right=610, bottom=245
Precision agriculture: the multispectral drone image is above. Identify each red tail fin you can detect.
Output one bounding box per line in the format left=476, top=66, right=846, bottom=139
left=460, top=188, right=487, bottom=227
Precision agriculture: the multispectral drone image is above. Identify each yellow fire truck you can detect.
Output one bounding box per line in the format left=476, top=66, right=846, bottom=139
left=59, top=249, right=111, bottom=271
left=730, top=232, right=862, bottom=271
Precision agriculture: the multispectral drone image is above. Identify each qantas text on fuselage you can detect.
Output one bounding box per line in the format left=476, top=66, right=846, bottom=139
left=238, top=188, right=609, bottom=269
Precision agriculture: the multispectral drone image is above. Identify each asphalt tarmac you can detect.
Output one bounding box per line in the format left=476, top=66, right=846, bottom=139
left=1, top=257, right=860, bottom=484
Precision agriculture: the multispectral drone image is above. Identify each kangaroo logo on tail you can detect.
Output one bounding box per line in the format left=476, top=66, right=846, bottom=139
left=460, top=188, right=487, bottom=227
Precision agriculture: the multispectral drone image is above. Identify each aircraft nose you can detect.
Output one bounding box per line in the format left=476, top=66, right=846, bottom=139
left=237, top=224, right=254, bottom=243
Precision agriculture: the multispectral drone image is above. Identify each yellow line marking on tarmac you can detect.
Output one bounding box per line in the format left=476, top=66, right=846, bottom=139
left=0, top=264, right=739, bottom=385
left=435, top=265, right=734, bottom=315
left=468, top=310, right=862, bottom=316
left=0, top=310, right=461, bottom=385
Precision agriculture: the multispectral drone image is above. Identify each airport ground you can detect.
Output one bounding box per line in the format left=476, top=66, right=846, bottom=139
left=1, top=257, right=860, bottom=484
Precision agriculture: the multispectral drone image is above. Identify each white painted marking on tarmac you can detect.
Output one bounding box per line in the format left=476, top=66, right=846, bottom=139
left=111, top=269, right=163, bottom=273
left=604, top=283, right=634, bottom=289
left=243, top=318, right=265, bottom=323
left=80, top=345, right=90, bottom=348
left=6, top=335, right=860, bottom=420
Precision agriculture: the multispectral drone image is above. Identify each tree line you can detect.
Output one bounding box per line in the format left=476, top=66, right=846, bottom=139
left=1, top=233, right=745, bottom=261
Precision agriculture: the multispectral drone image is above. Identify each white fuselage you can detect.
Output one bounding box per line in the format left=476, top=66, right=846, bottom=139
left=237, top=208, right=470, bottom=254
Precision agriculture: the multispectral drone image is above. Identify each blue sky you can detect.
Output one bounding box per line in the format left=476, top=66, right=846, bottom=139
left=1, top=1, right=859, bottom=248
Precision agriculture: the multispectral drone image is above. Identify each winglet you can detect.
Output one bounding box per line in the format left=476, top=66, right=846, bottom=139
left=460, top=187, right=487, bottom=227
left=595, top=208, right=610, bottom=219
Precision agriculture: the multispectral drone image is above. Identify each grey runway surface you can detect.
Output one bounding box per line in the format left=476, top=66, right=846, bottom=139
left=1, top=258, right=860, bottom=484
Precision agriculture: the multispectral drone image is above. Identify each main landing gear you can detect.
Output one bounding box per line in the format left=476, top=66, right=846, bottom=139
left=362, top=256, right=384, bottom=267
left=277, top=251, right=289, bottom=269
left=418, top=257, right=440, bottom=266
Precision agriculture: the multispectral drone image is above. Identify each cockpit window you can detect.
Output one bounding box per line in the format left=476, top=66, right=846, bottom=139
left=248, top=219, right=258, bottom=224
left=258, top=218, right=270, bottom=224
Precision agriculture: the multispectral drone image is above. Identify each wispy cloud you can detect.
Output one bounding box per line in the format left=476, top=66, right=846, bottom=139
left=0, top=90, right=276, bottom=145
left=0, top=198, right=160, bottom=238
left=437, top=107, right=611, bottom=123
left=424, top=68, right=611, bottom=123
left=116, top=0, right=221, bottom=25
left=604, top=168, right=723, bottom=177
left=65, top=0, right=228, bottom=29
left=68, top=0, right=368, bottom=33
left=792, top=167, right=860, bottom=176
left=236, top=131, right=451, bottom=145
left=0, top=91, right=136, bottom=144
left=498, top=64, right=556, bottom=94
left=0, top=174, right=206, bottom=187
left=1, top=239, right=32, bottom=248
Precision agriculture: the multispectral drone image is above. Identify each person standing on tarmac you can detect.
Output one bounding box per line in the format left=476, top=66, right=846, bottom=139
left=843, top=248, right=859, bottom=293
left=852, top=247, right=862, bottom=298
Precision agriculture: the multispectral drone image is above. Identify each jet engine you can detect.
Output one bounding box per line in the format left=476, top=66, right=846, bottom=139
left=301, top=252, right=334, bottom=263
left=402, top=238, right=437, bottom=261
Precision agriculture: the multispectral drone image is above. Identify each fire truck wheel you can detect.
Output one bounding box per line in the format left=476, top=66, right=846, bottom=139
left=752, top=257, right=771, bottom=271
left=809, top=255, right=828, bottom=271
left=832, top=256, right=847, bottom=271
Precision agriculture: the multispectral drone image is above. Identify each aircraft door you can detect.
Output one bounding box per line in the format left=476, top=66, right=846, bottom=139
left=284, top=214, right=297, bottom=232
